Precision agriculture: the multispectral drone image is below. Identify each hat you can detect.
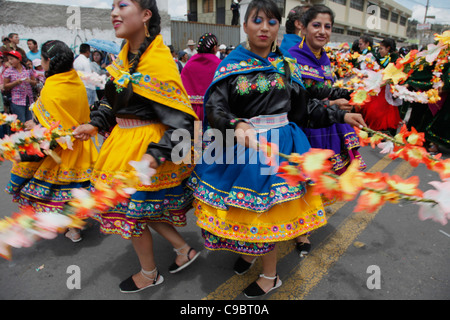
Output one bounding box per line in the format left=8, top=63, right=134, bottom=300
left=178, top=50, right=187, bottom=60
left=187, top=39, right=196, bottom=46
left=219, top=44, right=227, bottom=50
left=6, top=50, right=22, bottom=61
left=32, top=59, right=42, bottom=67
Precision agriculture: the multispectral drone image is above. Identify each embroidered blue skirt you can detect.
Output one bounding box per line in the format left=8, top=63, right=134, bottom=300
left=188, top=120, right=327, bottom=256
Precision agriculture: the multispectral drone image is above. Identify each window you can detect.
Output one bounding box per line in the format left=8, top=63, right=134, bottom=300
left=390, top=12, right=399, bottom=23
left=350, top=0, right=364, bottom=11
left=331, top=0, right=346, bottom=5
left=203, top=0, right=213, bottom=13
left=272, top=0, right=286, bottom=17
left=347, top=30, right=361, bottom=36
left=400, top=16, right=407, bottom=26
left=333, top=27, right=344, bottom=34
left=380, top=8, right=389, bottom=20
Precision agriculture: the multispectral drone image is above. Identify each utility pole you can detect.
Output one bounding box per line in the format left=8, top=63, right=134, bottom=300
left=424, top=0, right=430, bottom=23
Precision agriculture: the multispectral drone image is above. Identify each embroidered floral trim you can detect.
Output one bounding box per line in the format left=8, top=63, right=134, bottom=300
left=11, top=165, right=93, bottom=184
left=201, top=229, right=275, bottom=256
left=235, top=73, right=286, bottom=96
left=32, top=99, right=63, bottom=129
left=91, top=164, right=193, bottom=191
left=194, top=201, right=327, bottom=243
left=188, top=173, right=308, bottom=213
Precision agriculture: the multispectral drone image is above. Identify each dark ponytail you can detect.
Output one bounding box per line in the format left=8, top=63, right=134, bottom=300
left=41, top=40, right=74, bottom=78
left=380, top=38, right=396, bottom=53
left=285, top=5, right=311, bottom=34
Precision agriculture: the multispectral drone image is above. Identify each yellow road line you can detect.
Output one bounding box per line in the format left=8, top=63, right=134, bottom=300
left=269, top=160, right=415, bottom=300
left=202, top=154, right=394, bottom=300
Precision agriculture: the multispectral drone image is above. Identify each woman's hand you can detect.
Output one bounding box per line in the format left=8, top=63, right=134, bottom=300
left=344, top=113, right=367, bottom=128
left=140, top=153, right=159, bottom=169
left=24, top=120, right=36, bottom=131
left=235, top=122, right=258, bottom=149
left=72, top=124, right=98, bottom=141
left=330, top=98, right=353, bottom=111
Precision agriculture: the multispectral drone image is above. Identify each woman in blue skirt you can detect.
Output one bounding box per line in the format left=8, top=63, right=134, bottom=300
left=188, top=0, right=366, bottom=298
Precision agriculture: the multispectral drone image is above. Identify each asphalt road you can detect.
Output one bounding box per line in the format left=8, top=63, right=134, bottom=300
left=0, top=145, right=449, bottom=301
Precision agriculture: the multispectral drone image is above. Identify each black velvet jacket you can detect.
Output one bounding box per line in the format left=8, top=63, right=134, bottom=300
left=89, top=79, right=196, bottom=165
left=205, top=71, right=348, bottom=135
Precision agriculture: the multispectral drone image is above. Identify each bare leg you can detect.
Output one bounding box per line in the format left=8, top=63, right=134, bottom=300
left=148, top=222, right=198, bottom=265
left=129, top=226, right=159, bottom=288
left=295, top=234, right=310, bottom=244
left=256, top=245, right=279, bottom=292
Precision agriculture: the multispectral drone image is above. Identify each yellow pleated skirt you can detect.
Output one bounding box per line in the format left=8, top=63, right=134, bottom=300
left=193, top=186, right=326, bottom=244
left=90, top=120, right=194, bottom=239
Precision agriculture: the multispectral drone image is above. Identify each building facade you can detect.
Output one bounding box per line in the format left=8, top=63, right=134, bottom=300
left=302, top=0, right=412, bottom=43
left=190, top=0, right=412, bottom=44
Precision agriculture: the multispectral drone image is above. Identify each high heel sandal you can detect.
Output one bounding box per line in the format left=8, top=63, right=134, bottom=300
left=119, top=267, right=164, bottom=293
left=168, top=243, right=201, bottom=274
left=243, top=273, right=282, bottom=298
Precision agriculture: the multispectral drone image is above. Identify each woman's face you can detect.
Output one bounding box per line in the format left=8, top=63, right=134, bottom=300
left=359, top=39, right=369, bottom=51
left=379, top=44, right=389, bottom=57
left=41, top=56, right=50, bottom=71
left=8, top=56, right=20, bottom=68
left=244, top=9, right=279, bottom=56
left=93, top=52, right=102, bottom=62
left=304, top=13, right=332, bottom=51
left=111, top=0, right=151, bottom=39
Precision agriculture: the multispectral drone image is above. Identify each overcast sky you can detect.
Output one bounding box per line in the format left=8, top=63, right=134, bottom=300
left=7, top=0, right=450, bottom=24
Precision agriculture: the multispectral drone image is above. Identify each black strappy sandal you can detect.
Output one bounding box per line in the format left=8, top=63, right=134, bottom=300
left=168, top=244, right=201, bottom=274
left=119, top=268, right=164, bottom=293
left=243, top=274, right=282, bottom=298
left=296, top=242, right=311, bottom=257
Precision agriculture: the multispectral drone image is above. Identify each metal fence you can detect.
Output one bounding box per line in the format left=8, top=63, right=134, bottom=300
left=170, top=20, right=241, bottom=52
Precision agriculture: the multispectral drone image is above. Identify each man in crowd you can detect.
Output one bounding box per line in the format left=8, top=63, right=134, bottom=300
left=178, top=51, right=188, bottom=69
left=184, top=40, right=197, bottom=58
left=231, top=0, right=241, bottom=26
left=1, top=36, right=11, bottom=53
left=26, top=39, right=41, bottom=62
left=73, top=43, right=97, bottom=106
left=216, top=44, right=227, bottom=60
left=1, top=33, right=28, bottom=63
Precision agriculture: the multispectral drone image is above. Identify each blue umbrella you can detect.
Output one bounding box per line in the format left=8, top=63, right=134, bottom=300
left=86, top=39, right=121, bottom=55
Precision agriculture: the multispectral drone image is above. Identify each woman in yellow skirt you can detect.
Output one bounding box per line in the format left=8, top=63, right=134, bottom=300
left=73, top=0, right=200, bottom=293
left=6, top=40, right=99, bottom=242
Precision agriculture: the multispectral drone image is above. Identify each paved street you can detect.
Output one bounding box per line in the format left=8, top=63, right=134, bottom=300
left=0, top=145, right=449, bottom=301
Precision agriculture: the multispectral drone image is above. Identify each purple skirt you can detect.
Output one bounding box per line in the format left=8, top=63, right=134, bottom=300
left=302, top=123, right=366, bottom=175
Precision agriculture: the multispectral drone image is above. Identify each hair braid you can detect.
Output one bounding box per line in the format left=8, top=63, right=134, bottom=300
left=41, top=40, right=74, bottom=78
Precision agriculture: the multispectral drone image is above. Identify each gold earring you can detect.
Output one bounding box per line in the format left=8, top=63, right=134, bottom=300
left=272, top=37, right=277, bottom=53
left=246, top=37, right=251, bottom=50
left=144, top=22, right=150, bottom=38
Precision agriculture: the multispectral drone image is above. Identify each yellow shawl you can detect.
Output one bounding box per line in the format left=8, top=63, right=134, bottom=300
left=107, top=35, right=198, bottom=120
left=32, top=69, right=92, bottom=149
